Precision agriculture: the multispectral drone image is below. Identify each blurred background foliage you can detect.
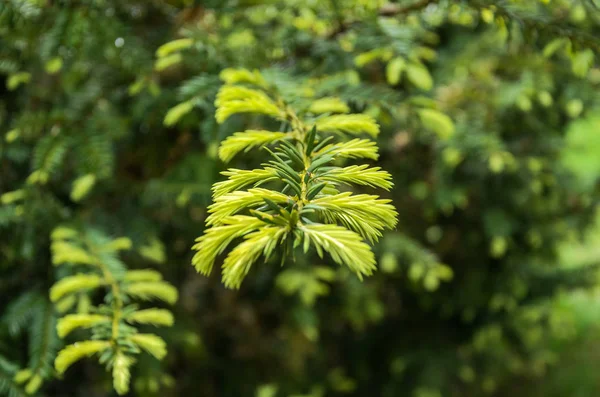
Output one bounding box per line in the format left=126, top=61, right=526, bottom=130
left=1, top=0, right=600, bottom=396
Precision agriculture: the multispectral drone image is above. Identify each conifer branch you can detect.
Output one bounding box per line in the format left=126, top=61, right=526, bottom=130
left=9, top=300, right=60, bottom=395
left=328, top=0, right=439, bottom=38
left=192, top=68, right=398, bottom=288
left=471, top=0, right=600, bottom=51
left=49, top=227, right=177, bottom=395
left=379, top=0, right=439, bottom=17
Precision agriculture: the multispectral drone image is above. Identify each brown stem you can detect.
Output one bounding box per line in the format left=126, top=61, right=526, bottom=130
left=379, top=0, right=438, bottom=16
left=327, top=0, right=439, bottom=38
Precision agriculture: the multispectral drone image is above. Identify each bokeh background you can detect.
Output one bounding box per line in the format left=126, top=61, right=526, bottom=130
left=1, top=0, right=600, bottom=396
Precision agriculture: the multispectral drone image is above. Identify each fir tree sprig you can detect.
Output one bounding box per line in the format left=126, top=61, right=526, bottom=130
left=49, top=226, right=177, bottom=395
left=192, top=68, right=398, bottom=288
left=5, top=293, right=60, bottom=396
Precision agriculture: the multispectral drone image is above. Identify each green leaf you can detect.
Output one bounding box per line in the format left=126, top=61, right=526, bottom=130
left=111, top=352, right=134, bottom=395
left=45, top=57, right=63, bottom=74
left=543, top=38, right=568, bottom=58
left=222, top=226, right=288, bottom=288
left=104, top=237, right=133, bottom=252
left=50, top=240, right=96, bottom=265
left=219, top=130, right=287, bottom=162
left=305, top=126, right=318, bottom=155
left=277, top=140, right=305, bottom=169
left=213, top=168, right=278, bottom=198
left=50, top=274, right=104, bottom=302
left=418, top=109, right=455, bottom=140
left=307, top=182, right=327, bottom=200
left=154, top=53, right=182, bottom=71
left=571, top=49, right=595, bottom=78
left=138, top=238, right=166, bottom=264
left=163, top=100, right=195, bottom=126
left=56, top=314, right=110, bottom=338
left=155, top=38, right=193, bottom=58
left=307, top=154, right=334, bottom=173
left=256, top=384, right=279, bottom=397
left=319, top=165, right=393, bottom=191
left=70, top=174, right=96, bottom=202
left=130, top=334, right=167, bottom=360
left=311, top=136, right=334, bottom=154
left=386, top=57, right=406, bottom=85
left=220, top=68, right=266, bottom=87
left=267, top=155, right=302, bottom=183
left=354, top=48, right=393, bottom=67
left=215, top=85, right=284, bottom=123
left=126, top=281, right=178, bottom=305
left=14, top=369, right=31, bottom=385
left=51, top=227, right=78, bottom=240
left=299, top=223, right=377, bottom=279
left=7, top=72, right=31, bottom=90
left=5, top=128, right=20, bottom=143
left=1, top=189, right=25, bottom=205
left=307, top=192, right=398, bottom=243
left=55, top=341, right=110, bottom=375
left=406, top=64, right=433, bottom=91
left=309, top=97, right=350, bottom=114
left=124, top=269, right=163, bottom=282
left=316, top=139, right=379, bottom=160
left=125, top=309, right=174, bottom=327
left=560, top=114, right=600, bottom=191
left=315, top=114, right=379, bottom=137
left=205, top=188, right=291, bottom=226
left=276, top=266, right=336, bottom=306
left=24, top=374, right=42, bottom=394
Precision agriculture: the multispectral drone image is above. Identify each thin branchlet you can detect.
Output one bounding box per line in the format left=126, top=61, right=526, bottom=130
left=50, top=228, right=176, bottom=395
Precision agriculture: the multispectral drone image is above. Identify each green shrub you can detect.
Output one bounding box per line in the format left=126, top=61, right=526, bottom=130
left=1, top=1, right=599, bottom=396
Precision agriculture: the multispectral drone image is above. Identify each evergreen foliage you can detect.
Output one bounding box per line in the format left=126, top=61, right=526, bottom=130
left=192, top=69, right=397, bottom=288
left=0, top=0, right=599, bottom=396
left=49, top=226, right=176, bottom=394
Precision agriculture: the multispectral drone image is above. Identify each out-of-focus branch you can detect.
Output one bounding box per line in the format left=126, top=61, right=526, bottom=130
left=379, top=0, right=439, bottom=17
left=488, top=1, right=600, bottom=51
left=327, top=0, right=439, bottom=38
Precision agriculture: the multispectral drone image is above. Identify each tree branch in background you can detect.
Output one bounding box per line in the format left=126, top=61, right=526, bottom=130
left=327, top=0, right=439, bottom=38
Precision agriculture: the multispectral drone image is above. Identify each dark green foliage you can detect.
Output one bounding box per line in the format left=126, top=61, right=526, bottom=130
left=1, top=0, right=600, bottom=396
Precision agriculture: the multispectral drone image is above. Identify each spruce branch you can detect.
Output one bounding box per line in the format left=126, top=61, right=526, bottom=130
left=191, top=68, right=398, bottom=288
left=0, top=355, right=27, bottom=397
left=327, top=0, right=600, bottom=52
left=470, top=0, right=600, bottom=52
left=8, top=299, right=61, bottom=395
left=327, top=0, right=439, bottom=38
left=49, top=227, right=177, bottom=395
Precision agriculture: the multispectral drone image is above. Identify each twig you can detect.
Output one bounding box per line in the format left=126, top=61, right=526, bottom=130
left=379, top=0, right=438, bottom=17
left=327, top=0, right=439, bottom=38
